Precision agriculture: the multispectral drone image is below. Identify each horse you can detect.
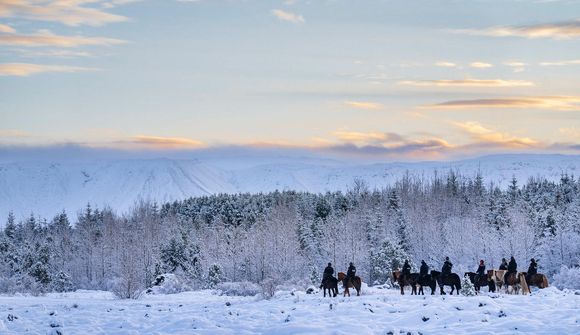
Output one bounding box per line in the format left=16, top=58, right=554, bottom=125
left=489, top=269, right=506, bottom=290
left=503, top=272, right=524, bottom=294
left=464, top=272, right=496, bottom=293
left=321, top=276, right=338, bottom=297
left=520, top=272, right=549, bottom=289
left=337, top=272, right=362, bottom=297
left=416, top=274, right=437, bottom=295
left=392, top=271, right=419, bottom=295
left=431, top=270, right=461, bottom=295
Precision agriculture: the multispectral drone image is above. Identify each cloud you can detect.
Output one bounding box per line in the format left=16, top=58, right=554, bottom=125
left=344, top=101, right=384, bottom=110
left=539, top=59, right=580, bottom=66
left=452, top=121, right=540, bottom=148
left=0, top=23, right=15, bottom=33
left=271, top=9, right=304, bottom=24
left=426, top=96, right=580, bottom=111
left=504, top=61, right=527, bottom=67
left=0, top=129, right=30, bottom=138
left=0, top=29, right=126, bottom=47
left=455, top=19, right=580, bottom=40
left=435, top=61, right=457, bottom=68
left=130, top=135, right=204, bottom=149
left=0, top=0, right=129, bottom=26
left=333, top=131, right=405, bottom=145
left=399, top=79, right=534, bottom=88
left=470, top=62, right=493, bottom=68
left=12, top=49, right=93, bottom=58
left=0, top=63, right=99, bottom=76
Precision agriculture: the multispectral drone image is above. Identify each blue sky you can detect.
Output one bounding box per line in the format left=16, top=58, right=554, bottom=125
left=1, top=0, right=580, bottom=160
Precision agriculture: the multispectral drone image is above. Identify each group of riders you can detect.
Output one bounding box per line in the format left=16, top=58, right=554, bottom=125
left=321, top=256, right=539, bottom=289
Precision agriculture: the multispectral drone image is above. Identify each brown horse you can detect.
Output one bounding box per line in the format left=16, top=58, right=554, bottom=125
left=521, top=272, right=550, bottom=289
left=337, top=272, right=362, bottom=297
left=504, top=272, right=529, bottom=294
left=392, top=271, right=419, bottom=295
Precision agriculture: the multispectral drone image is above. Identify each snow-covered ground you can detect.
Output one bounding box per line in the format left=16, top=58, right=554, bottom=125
left=1, top=286, right=579, bottom=334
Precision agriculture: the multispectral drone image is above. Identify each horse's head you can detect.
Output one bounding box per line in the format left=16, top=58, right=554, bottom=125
left=337, top=272, right=346, bottom=281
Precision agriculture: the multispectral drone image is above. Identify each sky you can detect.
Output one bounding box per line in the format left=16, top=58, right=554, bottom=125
left=1, top=0, right=580, bottom=161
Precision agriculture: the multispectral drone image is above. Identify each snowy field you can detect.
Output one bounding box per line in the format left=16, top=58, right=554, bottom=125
left=1, top=286, right=579, bottom=335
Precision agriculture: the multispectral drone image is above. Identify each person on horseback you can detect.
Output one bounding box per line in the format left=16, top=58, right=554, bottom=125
left=442, top=257, right=453, bottom=277
left=419, top=260, right=429, bottom=278
left=402, top=260, right=411, bottom=276
left=505, top=256, right=517, bottom=281
left=344, top=262, right=356, bottom=287
left=475, top=259, right=486, bottom=283
left=320, top=262, right=334, bottom=288
left=526, top=258, right=538, bottom=283
left=499, top=258, right=508, bottom=270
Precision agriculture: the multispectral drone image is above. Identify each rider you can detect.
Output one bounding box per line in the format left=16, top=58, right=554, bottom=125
left=320, top=262, right=334, bottom=288
left=419, top=260, right=429, bottom=278
left=499, top=258, right=508, bottom=270
left=402, top=260, right=411, bottom=276
left=344, top=262, right=356, bottom=286
left=442, top=257, right=453, bottom=277
left=526, top=258, right=538, bottom=283
left=475, top=259, right=486, bottom=283
left=505, top=256, right=517, bottom=281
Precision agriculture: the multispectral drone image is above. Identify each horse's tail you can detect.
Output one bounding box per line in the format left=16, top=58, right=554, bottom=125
left=542, top=275, right=549, bottom=288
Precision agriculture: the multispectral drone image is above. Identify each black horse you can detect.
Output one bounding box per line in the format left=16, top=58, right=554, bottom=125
left=464, top=272, right=496, bottom=293
left=416, top=274, right=437, bottom=295
left=431, top=270, right=461, bottom=295
left=321, top=276, right=338, bottom=297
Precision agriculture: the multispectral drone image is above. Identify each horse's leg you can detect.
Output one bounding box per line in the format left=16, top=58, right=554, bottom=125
left=400, top=285, right=404, bottom=295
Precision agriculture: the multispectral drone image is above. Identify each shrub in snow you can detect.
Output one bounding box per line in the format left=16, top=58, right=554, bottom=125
left=206, top=264, right=223, bottom=289
left=552, top=266, right=580, bottom=290
left=460, top=275, right=476, bottom=296
left=109, top=277, right=140, bottom=299
left=216, top=281, right=261, bottom=297
left=260, top=278, right=278, bottom=300
left=144, top=274, right=189, bottom=295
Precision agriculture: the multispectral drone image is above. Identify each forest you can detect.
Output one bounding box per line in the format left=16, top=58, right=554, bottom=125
left=1, top=171, right=579, bottom=298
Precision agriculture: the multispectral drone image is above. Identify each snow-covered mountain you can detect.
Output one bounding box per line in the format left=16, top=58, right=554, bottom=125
left=1, top=154, right=579, bottom=220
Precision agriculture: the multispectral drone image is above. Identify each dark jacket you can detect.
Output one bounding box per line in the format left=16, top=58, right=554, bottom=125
left=347, top=264, right=356, bottom=277
left=499, top=260, right=508, bottom=270
left=508, top=258, right=517, bottom=273
left=527, top=261, right=537, bottom=276
left=420, top=262, right=429, bottom=276
left=402, top=262, right=411, bottom=275
left=442, top=260, right=453, bottom=275
left=476, top=264, right=486, bottom=276
left=323, top=265, right=334, bottom=279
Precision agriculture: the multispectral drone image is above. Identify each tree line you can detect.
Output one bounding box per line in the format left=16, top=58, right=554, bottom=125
left=0, top=171, right=578, bottom=298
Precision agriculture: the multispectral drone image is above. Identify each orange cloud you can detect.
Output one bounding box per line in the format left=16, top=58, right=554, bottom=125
left=452, top=121, right=540, bottom=148
left=344, top=101, right=384, bottom=110
left=0, top=63, right=98, bottom=76
left=399, top=79, right=534, bottom=88
left=426, top=96, right=580, bottom=111
left=470, top=62, right=493, bottom=68
left=131, top=135, right=204, bottom=149
left=455, top=19, right=580, bottom=40
left=271, top=9, right=304, bottom=24
left=0, top=29, right=125, bottom=47
left=435, top=61, right=457, bottom=68
left=0, top=0, right=129, bottom=26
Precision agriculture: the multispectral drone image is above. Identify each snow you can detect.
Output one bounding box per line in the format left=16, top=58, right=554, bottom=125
left=1, top=287, right=579, bottom=334
left=1, top=154, right=580, bottom=220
